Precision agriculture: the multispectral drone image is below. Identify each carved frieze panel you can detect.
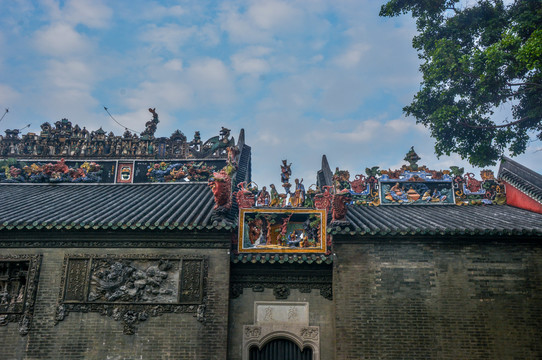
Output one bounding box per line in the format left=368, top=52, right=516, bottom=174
left=230, top=269, right=332, bottom=300
left=56, top=254, right=207, bottom=334
left=0, top=255, right=42, bottom=336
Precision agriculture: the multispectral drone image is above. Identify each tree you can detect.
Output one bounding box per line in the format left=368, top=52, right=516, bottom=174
left=380, top=0, right=542, bottom=166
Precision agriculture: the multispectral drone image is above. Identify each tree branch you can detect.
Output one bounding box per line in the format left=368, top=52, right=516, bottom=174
left=507, top=82, right=542, bottom=88
left=459, top=116, right=535, bottom=129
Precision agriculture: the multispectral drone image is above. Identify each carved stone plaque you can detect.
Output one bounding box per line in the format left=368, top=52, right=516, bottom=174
left=255, top=302, right=309, bottom=325
left=180, top=259, right=204, bottom=303
left=64, top=259, right=89, bottom=302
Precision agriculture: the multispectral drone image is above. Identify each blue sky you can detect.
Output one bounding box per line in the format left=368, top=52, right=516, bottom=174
left=1, top=0, right=540, bottom=187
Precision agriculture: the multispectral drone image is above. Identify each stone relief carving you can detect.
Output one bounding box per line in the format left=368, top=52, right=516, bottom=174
left=0, top=255, right=42, bottom=336
left=56, top=255, right=207, bottom=335
left=88, top=259, right=179, bottom=303
left=273, top=285, right=290, bottom=300
left=300, top=327, right=319, bottom=340
left=244, top=326, right=262, bottom=339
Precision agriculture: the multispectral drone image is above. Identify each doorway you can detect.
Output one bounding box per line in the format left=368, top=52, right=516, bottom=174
left=249, top=338, right=313, bottom=360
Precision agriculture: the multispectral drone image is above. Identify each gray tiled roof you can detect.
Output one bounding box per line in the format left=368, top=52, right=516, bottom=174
left=498, top=156, right=542, bottom=203
left=0, top=182, right=232, bottom=231
left=332, top=205, right=542, bottom=236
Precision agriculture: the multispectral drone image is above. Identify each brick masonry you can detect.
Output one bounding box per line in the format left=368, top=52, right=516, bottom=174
left=333, top=237, right=542, bottom=360
left=0, top=245, right=230, bottom=360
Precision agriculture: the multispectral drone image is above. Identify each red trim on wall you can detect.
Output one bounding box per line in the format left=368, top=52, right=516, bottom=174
left=503, top=181, right=542, bottom=214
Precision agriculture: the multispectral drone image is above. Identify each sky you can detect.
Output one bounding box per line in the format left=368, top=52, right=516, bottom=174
left=0, top=0, right=540, bottom=187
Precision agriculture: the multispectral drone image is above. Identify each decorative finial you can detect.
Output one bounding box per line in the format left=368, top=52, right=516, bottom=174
left=404, top=146, right=421, bottom=171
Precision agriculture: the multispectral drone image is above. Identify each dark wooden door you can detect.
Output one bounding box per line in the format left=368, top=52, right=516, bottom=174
left=249, top=338, right=313, bottom=360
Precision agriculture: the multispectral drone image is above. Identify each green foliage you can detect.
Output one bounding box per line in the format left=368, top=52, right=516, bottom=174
left=380, top=0, right=542, bottom=166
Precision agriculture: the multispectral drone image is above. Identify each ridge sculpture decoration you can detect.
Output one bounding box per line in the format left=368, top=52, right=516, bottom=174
left=0, top=109, right=235, bottom=160
left=332, top=148, right=506, bottom=207
left=0, top=158, right=104, bottom=183
left=231, top=149, right=507, bottom=244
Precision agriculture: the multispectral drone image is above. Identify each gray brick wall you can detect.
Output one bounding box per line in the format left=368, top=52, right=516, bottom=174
left=0, top=246, right=230, bottom=360
left=333, top=238, right=542, bottom=360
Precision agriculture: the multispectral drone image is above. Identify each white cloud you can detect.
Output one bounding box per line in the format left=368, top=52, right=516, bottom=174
left=219, top=5, right=269, bottom=44
left=0, top=84, right=21, bottom=105
left=196, top=24, right=221, bottom=47
left=164, top=59, right=183, bottom=72
left=41, top=0, right=112, bottom=29
left=140, top=24, right=197, bottom=53
left=186, top=58, right=236, bottom=105
left=219, top=0, right=308, bottom=44
left=385, top=118, right=426, bottom=134
left=44, top=60, right=94, bottom=91
left=247, top=0, right=301, bottom=30
left=231, top=46, right=273, bottom=75
left=33, top=23, right=93, bottom=56
left=333, top=42, right=370, bottom=68
left=125, top=81, right=194, bottom=111
left=62, top=0, right=112, bottom=28
left=140, top=3, right=185, bottom=20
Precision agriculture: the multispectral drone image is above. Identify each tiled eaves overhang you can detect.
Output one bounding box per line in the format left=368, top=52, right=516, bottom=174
left=231, top=253, right=333, bottom=265
left=328, top=204, right=542, bottom=237
left=500, top=170, right=542, bottom=204
left=498, top=156, right=542, bottom=204
left=0, top=182, right=236, bottom=232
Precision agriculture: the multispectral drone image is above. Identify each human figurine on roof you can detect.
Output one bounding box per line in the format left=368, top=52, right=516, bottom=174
left=388, top=182, right=408, bottom=202
left=291, top=178, right=305, bottom=207
left=281, top=160, right=292, bottom=185
left=269, top=184, right=281, bottom=207
left=256, top=186, right=270, bottom=206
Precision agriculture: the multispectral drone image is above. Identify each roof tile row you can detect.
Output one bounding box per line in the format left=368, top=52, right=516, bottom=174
left=334, top=204, right=542, bottom=236
left=0, top=183, right=233, bottom=231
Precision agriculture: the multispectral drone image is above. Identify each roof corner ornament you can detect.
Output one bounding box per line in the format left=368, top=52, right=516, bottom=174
left=140, top=108, right=159, bottom=139
left=330, top=189, right=351, bottom=226
left=208, top=169, right=233, bottom=221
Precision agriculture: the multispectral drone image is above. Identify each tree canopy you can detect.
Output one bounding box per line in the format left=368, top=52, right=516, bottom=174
left=380, top=0, right=542, bottom=166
